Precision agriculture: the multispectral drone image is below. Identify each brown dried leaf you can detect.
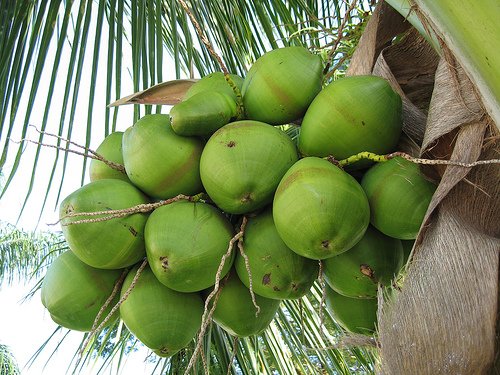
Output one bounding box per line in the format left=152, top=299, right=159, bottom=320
left=108, top=79, right=198, bottom=107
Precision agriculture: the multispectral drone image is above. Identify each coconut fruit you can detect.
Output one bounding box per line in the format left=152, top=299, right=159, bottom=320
left=325, top=285, right=377, bottom=335
left=323, top=225, right=403, bottom=299
left=273, top=157, right=370, bottom=259
left=119, top=264, right=204, bottom=357
left=183, top=72, right=244, bottom=102
left=361, top=157, right=437, bottom=239
left=170, top=91, right=237, bottom=137
left=89, top=131, right=130, bottom=183
left=59, top=179, right=149, bottom=269
left=145, top=201, right=234, bottom=292
left=200, top=120, right=298, bottom=214
left=122, top=114, right=204, bottom=199
left=298, top=75, right=402, bottom=165
left=210, top=270, right=281, bottom=337
left=242, top=46, right=323, bottom=125
left=235, top=208, right=318, bottom=300
left=41, top=251, right=122, bottom=331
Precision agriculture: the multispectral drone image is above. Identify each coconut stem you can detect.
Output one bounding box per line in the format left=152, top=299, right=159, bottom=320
left=226, top=336, right=239, bottom=375
left=327, top=151, right=500, bottom=168
left=176, top=0, right=245, bottom=118
left=184, top=280, right=223, bottom=375
left=199, top=345, right=209, bottom=374
left=323, top=0, right=359, bottom=82
left=184, top=218, right=248, bottom=375
left=237, top=230, right=261, bottom=317
left=79, top=259, right=148, bottom=357
left=14, top=125, right=126, bottom=174
left=56, top=193, right=207, bottom=226
left=89, top=269, right=128, bottom=334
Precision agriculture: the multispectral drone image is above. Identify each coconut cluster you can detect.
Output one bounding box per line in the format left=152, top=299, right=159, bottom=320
left=41, top=46, right=437, bottom=355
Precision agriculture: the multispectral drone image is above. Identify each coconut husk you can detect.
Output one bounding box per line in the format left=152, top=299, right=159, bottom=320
left=346, top=1, right=500, bottom=374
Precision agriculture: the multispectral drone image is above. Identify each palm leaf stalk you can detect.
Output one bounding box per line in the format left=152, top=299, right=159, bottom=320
left=385, top=0, right=500, bottom=129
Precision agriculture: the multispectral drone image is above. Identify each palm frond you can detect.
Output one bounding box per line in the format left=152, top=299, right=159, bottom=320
left=0, top=221, right=66, bottom=285
left=0, top=343, right=21, bottom=375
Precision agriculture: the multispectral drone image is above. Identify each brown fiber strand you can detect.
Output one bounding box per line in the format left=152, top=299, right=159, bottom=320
left=199, top=345, right=208, bottom=375
left=26, top=125, right=126, bottom=173
left=88, top=269, right=128, bottom=336
left=324, top=0, right=359, bottom=80
left=184, top=283, right=223, bottom=375
left=13, top=138, right=126, bottom=174
left=79, top=259, right=148, bottom=357
left=56, top=194, right=200, bottom=226
left=237, top=232, right=261, bottom=316
left=176, top=0, right=244, bottom=117
left=184, top=218, right=248, bottom=375
left=176, top=0, right=229, bottom=76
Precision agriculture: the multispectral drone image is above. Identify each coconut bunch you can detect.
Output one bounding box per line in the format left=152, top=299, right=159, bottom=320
left=40, top=45, right=437, bottom=356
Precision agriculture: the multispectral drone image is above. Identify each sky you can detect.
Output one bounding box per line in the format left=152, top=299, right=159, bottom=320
left=0, top=3, right=180, bottom=373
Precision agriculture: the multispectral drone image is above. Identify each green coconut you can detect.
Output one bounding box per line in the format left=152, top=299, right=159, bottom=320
left=122, top=114, right=204, bottom=199
left=119, top=264, right=204, bottom=357
left=59, top=179, right=149, bottom=269
left=325, top=285, right=377, bottom=335
left=323, top=225, right=403, bottom=299
left=200, top=120, right=298, bottom=214
left=235, top=208, right=318, bottom=300
left=298, top=75, right=402, bottom=166
left=170, top=91, right=237, bottom=137
left=361, top=157, right=437, bottom=239
left=210, top=270, right=281, bottom=337
left=183, top=72, right=244, bottom=102
left=89, top=131, right=130, bottom=183
left=145, top=201, right=234, bottom=292
left=41, top=251, right=122, bottom=331
left=242, top=46, right=323, bottom=125
left=273, top=157, right=370, bottom=260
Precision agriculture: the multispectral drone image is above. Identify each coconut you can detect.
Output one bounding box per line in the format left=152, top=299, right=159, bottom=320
left=59, top=179, right=149, bottom=269
left=170, top=91, right=237, bottom=137
left=41, top=251, right=122, bottom=331
left=210, top=270, right=281, bottom=337
left=298, top=75, right=402, bottom=166
left=361, top=157, right=437, bottom=239
left=145, top=201, right=234, bottom=292
left=183, top=72, right=244, bottom=102
left=323, top=225, right=404, bottom=299
left=235, top=208, right=318, bottom=300
left=325, top=285, right=377, bottom=335
left=273, top=157, right=370, bottom=259
left=200, top=120, right=298, bottom=214
left=242, top=46, right=323, bottom=125
left=122, top=114, right=204, bottom=199
left=119, top=264, right=204, bottom=357
left=89, top=131, right=130, bottom=183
